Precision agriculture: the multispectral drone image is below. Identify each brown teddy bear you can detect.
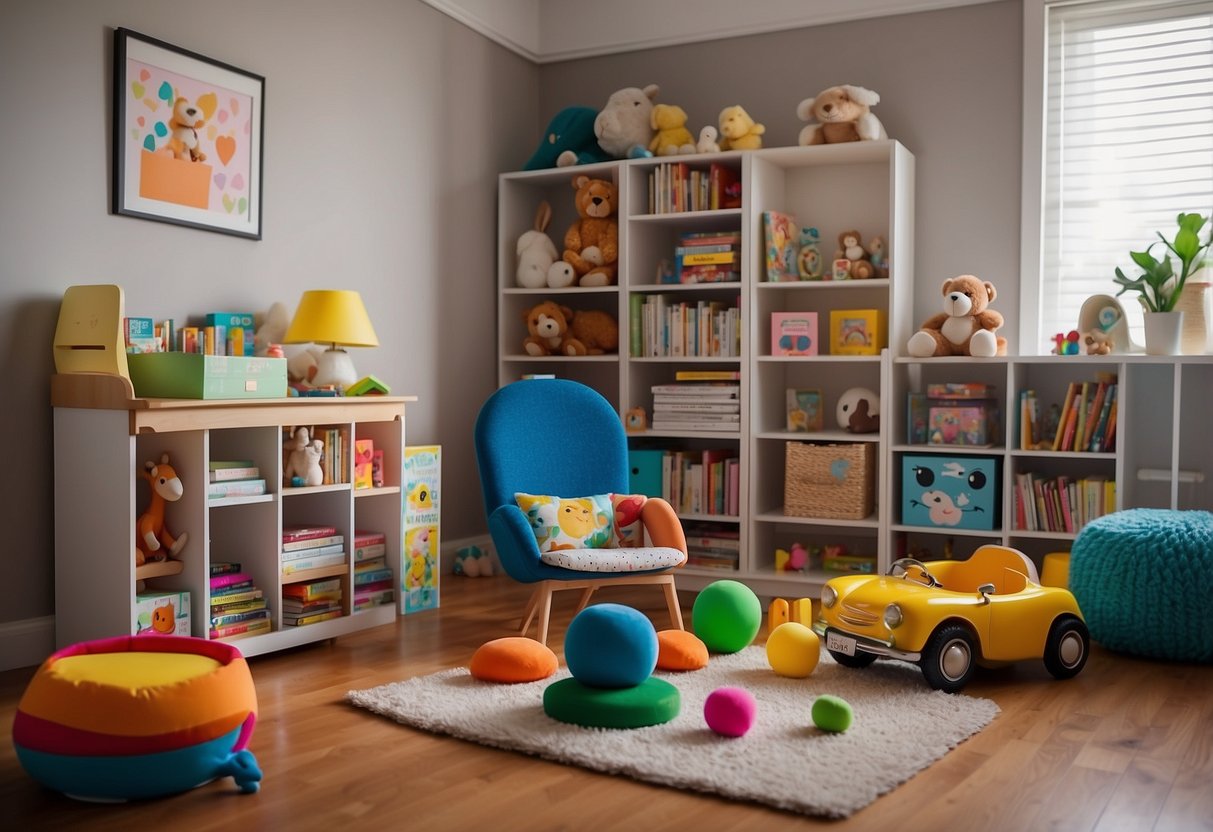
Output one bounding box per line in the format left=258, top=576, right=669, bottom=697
left=907, top=275, right=1007, bottom=357
left=562, top=176, right=618, bottom=287
left=833, top=230, right=876, bottom=279
left=522, top=301, right=573, bottom=356
left=796, top=85, right=887, bottom=146
left=566, top=309, right=619, bottom=356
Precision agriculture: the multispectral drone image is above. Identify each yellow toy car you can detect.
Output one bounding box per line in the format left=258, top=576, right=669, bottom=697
left=812, top=545, right=1088, bottom=693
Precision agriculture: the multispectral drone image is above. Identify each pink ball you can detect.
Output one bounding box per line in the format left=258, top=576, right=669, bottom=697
left=703, top=686, right=757, bottom=737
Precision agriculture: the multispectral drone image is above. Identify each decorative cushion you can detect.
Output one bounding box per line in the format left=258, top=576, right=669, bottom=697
left=656, top=629, right=709, bottom=671
left=543, top=676, right=681, bottom=728
left=516, top=492, right=614, bottom=552
left=539, top=546, right=686, bottom=573
left=610, top=493, right=648, bottom=547
left=470, top=637, right=559, bottom=683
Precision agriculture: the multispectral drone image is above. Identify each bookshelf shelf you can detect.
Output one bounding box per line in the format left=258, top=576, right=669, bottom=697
left=52, top=372, right=416, bottom=658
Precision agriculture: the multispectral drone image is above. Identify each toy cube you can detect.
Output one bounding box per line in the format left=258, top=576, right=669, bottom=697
left=927, top=401, right=997, bottom=446
left=771, top=312, right=818, bottom=356
left=901, top=455, right=1001, bottom=531
left=829, top=309, right=886, bottom=355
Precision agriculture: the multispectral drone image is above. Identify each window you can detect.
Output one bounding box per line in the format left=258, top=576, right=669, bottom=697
left=1023, top=0, right=1213, bottom=352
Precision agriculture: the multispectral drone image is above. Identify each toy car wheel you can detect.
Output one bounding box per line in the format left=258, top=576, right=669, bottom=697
left=1043, top=614, right=1089, bottom=680
left=920, top=623, right=977, bottom=693
left=828, top=649, right=877, bottom=669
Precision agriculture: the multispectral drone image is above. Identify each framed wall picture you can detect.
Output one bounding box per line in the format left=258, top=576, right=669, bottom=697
left=112, top=28, right=264, bottom=239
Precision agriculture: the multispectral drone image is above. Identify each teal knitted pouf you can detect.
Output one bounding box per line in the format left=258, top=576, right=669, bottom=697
left=1070, top=509, right=1213, bottom=662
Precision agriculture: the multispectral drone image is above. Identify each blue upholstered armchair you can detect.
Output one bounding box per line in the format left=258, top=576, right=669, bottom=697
left=474, top=379, right=687, bottom=644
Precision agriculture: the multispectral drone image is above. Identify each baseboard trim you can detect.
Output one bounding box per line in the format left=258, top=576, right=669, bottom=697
left=0, top=616, right=55, bottom=673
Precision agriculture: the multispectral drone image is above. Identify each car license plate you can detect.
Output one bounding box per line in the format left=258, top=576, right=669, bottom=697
left=827, top=631, right=857, bottom=656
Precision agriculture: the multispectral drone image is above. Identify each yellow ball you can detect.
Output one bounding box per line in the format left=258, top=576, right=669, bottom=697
left=765, top=622, right=821, bottom=678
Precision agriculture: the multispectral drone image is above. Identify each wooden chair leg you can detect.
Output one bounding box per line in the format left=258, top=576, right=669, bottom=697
left=574, top=585, right=597, bottom=614
left=520, top=586, right=542, bottom=637
left=536, top=583, right=554, bottom=646
left=662, top=576, right=684, bottom=630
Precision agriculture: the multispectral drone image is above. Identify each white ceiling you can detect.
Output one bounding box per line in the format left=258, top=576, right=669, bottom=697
left=421, top=0, right=999, bottom=63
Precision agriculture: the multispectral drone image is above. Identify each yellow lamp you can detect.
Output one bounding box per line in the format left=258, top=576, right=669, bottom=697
left=283, top=290, right=379, bottom=389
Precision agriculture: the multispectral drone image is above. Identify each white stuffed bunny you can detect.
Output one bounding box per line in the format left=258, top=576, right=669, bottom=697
left=515, top=201, right=559, bottom=288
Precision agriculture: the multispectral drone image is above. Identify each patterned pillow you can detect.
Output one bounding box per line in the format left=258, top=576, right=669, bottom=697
left=609, top=493, right=648, bottom=548
left=515, top=492, right=614, bottom=552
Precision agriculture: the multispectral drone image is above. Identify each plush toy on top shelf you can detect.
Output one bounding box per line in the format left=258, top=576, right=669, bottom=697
left=561, top=175, right=618, bottom=287
left=135, top=453, right=188, bottom=566
left=907, top=275, right=1008, bottom=357
left=594, top=85, right=659, bottom=160
left=717, top=105, right=765, bottom=150
left=524, top=106, right=612, bottom=170
left=649, top=104, right=698, bottom=156
left=696, top=125, right=721, bottom=154
left=796, top=85, right=887, bottom=146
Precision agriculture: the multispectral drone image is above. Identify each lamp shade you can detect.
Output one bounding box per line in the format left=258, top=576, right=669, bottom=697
left=283, top=290, right=379, bottom=347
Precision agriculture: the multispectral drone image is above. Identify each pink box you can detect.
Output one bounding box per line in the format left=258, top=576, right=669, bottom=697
left=771, top=312, right=818, bottom=356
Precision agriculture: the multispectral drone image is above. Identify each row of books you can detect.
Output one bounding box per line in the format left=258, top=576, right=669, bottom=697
left=124, top=313, right=256, bottom=356
left=283, top=576, right=343, bottom=627
left=683, top=522, right=740, bottom=570
left=207, top=459, right=267, bottom=499
left=354, top=554, right=395, bottom=611
left=1013, top=472, right=1117, bottom=533
left=647, top=162, right=740, bottom=214
left=281, top=524, right=345, bottom=575
left=635, top=295, right=741, bottom=359
left=209, top=563, right=271, bottom=640
left=649, top=382, right=741, bottom=434
left=652, top=448, right=741, bottom=516
left=1043, top=378, right=1118, bottom=453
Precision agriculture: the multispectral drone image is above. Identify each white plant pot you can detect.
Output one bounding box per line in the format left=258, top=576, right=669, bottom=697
left=1143, top=310, right=1185, bottom=355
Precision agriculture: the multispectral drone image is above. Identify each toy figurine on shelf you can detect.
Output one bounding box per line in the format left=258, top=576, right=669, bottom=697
left=135, top=454, right=188, bottom=566
left=1051, top=330, right=1082, bottom=355
left=624, top=407, right=647, bottom=432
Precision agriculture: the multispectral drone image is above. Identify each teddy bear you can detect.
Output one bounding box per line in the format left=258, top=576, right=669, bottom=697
left=1083, top=328, right=1114, bottom=355
left=524, top=106, right=613, bottom=170
left=522, top=301, right=573, bottom=356
left=283, top=427, right=325, bottom=486
left=833, top=230, right=877, bottom=279
left=562, top=175, right=618, bottom=287
left=717, top=105, right=765, bottom=150
left=649, top=104, right=697, bottom=156
left=907, top=275, right=1008, bottom=357
left=695, top=125, right=721, bottom=153
left=565, top=309, right=619, bottom=355
left=796, top=85, right=887, bottom=146
left=594, top=85, right=660, bottom=160
left=168, top=97, right=208, bottom=162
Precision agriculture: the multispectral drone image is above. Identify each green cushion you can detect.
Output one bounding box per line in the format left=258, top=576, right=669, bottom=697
left=543, top=677, right=681, bottom=728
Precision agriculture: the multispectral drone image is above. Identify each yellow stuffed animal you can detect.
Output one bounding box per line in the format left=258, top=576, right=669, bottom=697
left=649, top=104, right=696, bottom=156
left=717, top=105, right=765, bottom=150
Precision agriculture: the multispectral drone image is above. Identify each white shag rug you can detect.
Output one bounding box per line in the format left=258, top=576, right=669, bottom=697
left=347, top=647, right=999, bottom=818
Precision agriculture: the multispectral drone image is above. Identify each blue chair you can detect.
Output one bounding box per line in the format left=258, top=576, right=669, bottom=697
left=474, top=379, right=687, bottom=644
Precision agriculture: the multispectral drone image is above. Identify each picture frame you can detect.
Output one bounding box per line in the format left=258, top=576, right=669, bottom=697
left=771, top=311, right=818, bottom=356
left=112, top=28, right=264, bottom=239
left=786, top=388, right=824, bottom=432
left=829, top=308, right=887, bottom=355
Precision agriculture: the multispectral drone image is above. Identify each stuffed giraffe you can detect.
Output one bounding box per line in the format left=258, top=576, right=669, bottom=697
left=135, top=453, right=189, bottom=566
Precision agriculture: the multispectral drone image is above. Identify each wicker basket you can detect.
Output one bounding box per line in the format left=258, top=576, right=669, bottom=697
left=784, top=441, right=875, bottom=520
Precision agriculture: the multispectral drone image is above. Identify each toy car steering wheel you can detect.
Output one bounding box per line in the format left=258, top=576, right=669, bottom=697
left=889, top=557, right=941, bottom=588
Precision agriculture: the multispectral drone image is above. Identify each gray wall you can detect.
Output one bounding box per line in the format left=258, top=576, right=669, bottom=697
left=0, top=0, right=537, bottom=626
left=537, top=1, right=1023, bottom=337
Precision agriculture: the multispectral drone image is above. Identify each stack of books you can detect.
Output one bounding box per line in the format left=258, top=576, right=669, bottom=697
left=282, top=577, right=343, bottom=627
left=353, top=549, right=395, bottom=611
left=650, top=379, right=741, bottom=433
left=673, top=230, right=742, bottom=284
left=647, top=162, right=740, bottom=214
left=209, top=563, right=270, bottom=640
left=207, top=460, right=267, bottom=500
left=281, top=524, right=347, bottom=576
left=683, top=522, right=740, bottom=571
left=636, top=294, right=741, bottom=358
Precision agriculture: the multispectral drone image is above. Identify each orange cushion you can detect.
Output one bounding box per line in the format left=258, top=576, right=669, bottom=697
left=656, top=629, right=709, bottom=671
left=470, top=637, right=558, bottom=683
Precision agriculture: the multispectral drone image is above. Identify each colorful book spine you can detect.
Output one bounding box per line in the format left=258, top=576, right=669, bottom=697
left=281, top=542, right=346, bottom=561
left=207, top=479, right=267, bottom=498
left=283, top=534, right=344, bottom=552
left=281, top=552, right=346, bottom=574
left=282, top=609, right=343, bottom=627
left=209, top=466, right=261, bottom=482
left=282, top=577, right=342, bottom=599
left=353, top=542, right=387, bottom=562
left=282, top=525, right=340, bottom=543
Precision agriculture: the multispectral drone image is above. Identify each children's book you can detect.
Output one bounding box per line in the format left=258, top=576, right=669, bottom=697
left=762, top=211, right=799, bottom=282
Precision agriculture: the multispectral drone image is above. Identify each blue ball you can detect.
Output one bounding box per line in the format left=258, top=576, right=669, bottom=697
left=565, top=604, right=658, bottom=688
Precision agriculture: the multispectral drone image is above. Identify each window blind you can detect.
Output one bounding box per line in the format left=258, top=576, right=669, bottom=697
left=1041, top=0, right=1213, bottom=349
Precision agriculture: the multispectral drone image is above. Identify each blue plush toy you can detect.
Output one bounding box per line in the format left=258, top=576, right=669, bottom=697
left=524, top=107, right=612, bottom=170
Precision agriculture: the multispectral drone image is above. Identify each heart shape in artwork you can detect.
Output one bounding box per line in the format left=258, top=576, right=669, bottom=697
left=139, top=69, right=151, bottom=82
left=829, top=459, right=851, bottom=482
left=153, top=121, right=168, bottom=138
left=237, top=197, right=247, bottom=215
left=214, top=173, right=226, bottom=190
left=143, top=98, right=158, bottom=112
left=136, top=116, right=145, bottom=127
left=143, top=134, right=156, bottom=152
left=215, top=135, right=237, bottom=166
left=197, top=92, right=218, bottom=121
left=230, top=98, right=239, bottom=115
left=217, top=110, right=228, bottom=124
left=232, top=173, right=244, bottom=191
left=157, top=81, right=173, bottom=102
left=207, top=125, right=218, bottom=141
left=131, top=81, right=145, bottom=99
left=223, top=193, right=235, bottom=213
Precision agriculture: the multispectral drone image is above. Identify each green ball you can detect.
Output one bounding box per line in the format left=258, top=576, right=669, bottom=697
left=692, top=580, right=761, bottom=654
left=812, top=694, right=854, bottom=733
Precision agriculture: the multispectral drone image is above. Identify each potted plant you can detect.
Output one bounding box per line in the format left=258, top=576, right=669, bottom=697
left=1113, top=212, right=1211, bottom=354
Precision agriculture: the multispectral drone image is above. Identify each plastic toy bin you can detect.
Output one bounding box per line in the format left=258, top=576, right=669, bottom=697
left=128, top=353, right=287, bottom=399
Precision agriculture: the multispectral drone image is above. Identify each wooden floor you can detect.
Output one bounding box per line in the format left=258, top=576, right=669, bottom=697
left=3, top=577, right=1212, bottom=831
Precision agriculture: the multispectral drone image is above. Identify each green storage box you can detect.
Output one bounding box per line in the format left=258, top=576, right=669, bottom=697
left=128, top=353, right=288, bottom=399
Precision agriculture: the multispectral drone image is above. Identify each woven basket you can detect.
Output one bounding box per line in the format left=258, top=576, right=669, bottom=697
left=784, top=441, right=875, bottom=520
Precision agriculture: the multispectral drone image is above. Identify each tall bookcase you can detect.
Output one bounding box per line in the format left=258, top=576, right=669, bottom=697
left=51, top=372, right=416, bottom=657
left=498, top=141, right=916, bottom=598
